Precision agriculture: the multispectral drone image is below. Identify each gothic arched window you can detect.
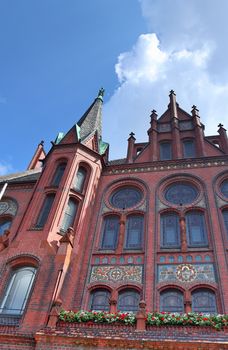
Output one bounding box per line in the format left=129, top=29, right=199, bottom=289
left=160, top=289, right=184, bottom=313
left=74, top=167, right=87, bottom=193
left=101, top=216, right=119, bottom=249
left=186, top=211, right=208, bottom=247
left=160, top=213, right=180, bottom=248
left=222, top=209, right=228, bottom=236
left=221, top=179, right=228, bottom=199
left=61, top=199, right=78, bottom=232
left=125, top=215, right=143, bottom=249
left=192, top=289, right=217, bottom=314
left=51, top=162, right=67, bottom=187
left=35, top=194, right=55, bottom=228
left=118, top=289, right=140, bottom=312
left=0, top=267, right=36, bottom=315
left=90, top=289, right=110, bottom=311
left=0, top=218, right=12, bottom=235
left=183, top=140, right=195, bottom=158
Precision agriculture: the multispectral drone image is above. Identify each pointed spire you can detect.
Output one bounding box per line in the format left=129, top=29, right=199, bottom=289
left=27, top=140, right=46, bottom=170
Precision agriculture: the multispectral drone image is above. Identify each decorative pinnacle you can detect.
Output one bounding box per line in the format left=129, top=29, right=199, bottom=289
left=191, top=105, right=199, bottom=116
left=218, top=123, right=224, bottom=128
left=150, top=109, right=157, bottom=119
left=169, top=89, right=176, bottom=96
left=129, top=132, right=135, bottom=138
left=97, top=87, right=105, bottom=101
left=39, top=140, right=44, bottom=146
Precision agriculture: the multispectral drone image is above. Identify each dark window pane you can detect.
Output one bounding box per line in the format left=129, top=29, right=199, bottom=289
left=161, top=213, right=180, bottom=248
left=74, top=167, right=87, bottom=193
left=160, top=142, right=172, bottom=160
left=0, top=219, right=12, bottom=235
left=183, top=140, right=195, bottom=158
left=61, top=199, right=78, bottom=232
left=118, top=289, right=140, bottom=312
left=186, top=211, right=208, bottom=247
left=165, top=183, right=198, bottom=205
left=0, top=267, right=36, bottom=315
left=125, top=215, right=143, bottom=249
left=223, top=209, right=228, bottom=236
left=36, top=194, right=55, bottom=228
left=101, top=216, right=119, bottom=249
left=192, top=289, right=217, bottom=313
left=90, top=289, right=110, bottom=311
left=51, top=163, right=66, bottom=186
left=110, top=187, right=142, bottom=209
left=221, top=180, right=228, bottom=198
left=160, top=289, right=184, bottom=313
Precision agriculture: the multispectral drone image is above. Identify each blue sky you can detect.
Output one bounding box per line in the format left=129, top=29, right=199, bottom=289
left=1, top=0, right=228, bottom=174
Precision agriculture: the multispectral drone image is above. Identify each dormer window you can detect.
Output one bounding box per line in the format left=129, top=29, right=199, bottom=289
left=183, top=140, right=195, bottom=158
left=160, top=142, right=172, bottom=160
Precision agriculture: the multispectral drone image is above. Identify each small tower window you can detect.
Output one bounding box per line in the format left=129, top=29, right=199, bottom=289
left=35, top=194, right=55, bottom=228
left=160, top=142, right=172, bottom=160
left=183, top=140, right=195, bottom=158
left=61, top=199, right=78, bottom=232
left=74, top=167, right=87, bottom=193
left=51, top=162, right=66, bottom=187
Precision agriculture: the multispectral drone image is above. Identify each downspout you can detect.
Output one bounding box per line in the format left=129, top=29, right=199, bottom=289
left=0, top=183, right=8, bottom=200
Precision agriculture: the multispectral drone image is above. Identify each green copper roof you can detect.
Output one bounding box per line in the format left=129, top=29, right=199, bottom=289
left=99, top=139, right=109, bottom=155
left=55, top=132, right=65, bottom=144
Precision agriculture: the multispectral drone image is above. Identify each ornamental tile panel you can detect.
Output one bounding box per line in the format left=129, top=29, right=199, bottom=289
left=90, top=265, right=143, bottom=283
left=158, top=264, right=216, bottom=283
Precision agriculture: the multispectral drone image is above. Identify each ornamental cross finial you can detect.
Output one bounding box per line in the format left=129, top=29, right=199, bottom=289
left=218, top=123, right=224, bottom=128
left=98, top=87, right=105, bottom=98
left=129, top=132, right=135, bottom=137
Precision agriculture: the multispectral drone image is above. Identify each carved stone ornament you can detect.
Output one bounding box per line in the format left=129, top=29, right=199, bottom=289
left=176, top=264, right=197, bottom=282
left=0, top=200, right=17, bottom=216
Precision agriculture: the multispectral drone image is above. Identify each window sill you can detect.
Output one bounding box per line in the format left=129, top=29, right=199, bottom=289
left=0, top=314, right=21, bottom=326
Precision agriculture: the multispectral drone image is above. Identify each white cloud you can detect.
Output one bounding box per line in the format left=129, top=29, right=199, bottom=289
left=104, top=1, right=228, bottom=160
left=0, top=162, right=13, bottom=176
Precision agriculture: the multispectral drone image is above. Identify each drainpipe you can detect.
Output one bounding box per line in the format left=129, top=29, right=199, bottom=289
left=0, top=183, right=8, bottom=200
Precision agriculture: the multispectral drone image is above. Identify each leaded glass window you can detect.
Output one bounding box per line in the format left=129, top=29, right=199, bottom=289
left=0, top=267, right=36, bottom=315
left=51, top=162, right=66, bottom=186
left=110, top=187, right=142, bottom=209
left=165, top=183, right=198, bottom=205
left=74, top=167, right=87, bottom=193
left=160, top=213, right=180, bottom=248
left=221, top=180, right=228, bottom=198
left=101, top=216, right=119, bottom=249
left=160, top=142, right=172, bottom=160
left=192, top=289, right=217, bottom=313
left=186, top=211, right=208, bottom=247
left=222, top=209, right=228, bottom=236
left=125, top=215, right=143, bottom=249
left=160, top=289, right=184, bottom=313
left=183, top=140, right=195, bottom=158
left=36, top=194, right=55, bottom=228
left=61, top=199, right=78, bottom=232
left=0, top=219, right=12, bottom=235
left=90, top=289, right=110, bottom=311
left=118, top=289, right=140, bottom=312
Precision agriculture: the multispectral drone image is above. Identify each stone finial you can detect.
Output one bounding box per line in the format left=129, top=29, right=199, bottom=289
left=97, top=87, right=105, bottom=100
left=39, top=140, right=44, bottom=146
left=150, top=110, right=158, bottom=121
left=169, top=89, right=176, bottom=96
left=191, top=105, right=199, bottom=117
left=136, top=300, right=147, bottom=331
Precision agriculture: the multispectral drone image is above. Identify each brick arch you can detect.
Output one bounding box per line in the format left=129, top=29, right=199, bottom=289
left=6, top=253, right=40, bottom=268
left=157, top=284, right=186, bottom=293
left=116, top=283, right=142, bottom=294
left=188, top=283, right=217, bottom=293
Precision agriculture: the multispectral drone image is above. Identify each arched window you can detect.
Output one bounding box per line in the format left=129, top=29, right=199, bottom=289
left=0, top=218, right=12, bottom=235
left=221, top=179, right=228, bottom=198
left=160, top=213, right=180, bottom=248
left=101, top=216, right=119, bottom=249
left=0, top=267, right=36, bottom=315
left=160, top=142, right=172, bottom=160
left=183, top=140, right=195, bottom=158
left=118, top=289, right=140, bottom=312
left=74, top=167, right=87, bottom=193
left=222, top=209, right=228, bottom=236
left=125, top=215, right=143, bottom=249
left=61, top=199, right=78, bottom=232
left=51, top=162, right=67, bottom=186
left=160, top=289, right=184, bottom=313
left=90, top=289, right=110, bottom=311
left=192, top=289, right=217, bottom=313
left=35, top=194, right=55, bottom=228
left=186, top=211, right=208, bottom=247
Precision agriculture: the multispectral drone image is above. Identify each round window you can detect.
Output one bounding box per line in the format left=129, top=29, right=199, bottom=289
left=165, top=183, right=198, bottom=205
left=110, top=187, right=142, bottom=209
left=220, top=179, right=228, bottom=199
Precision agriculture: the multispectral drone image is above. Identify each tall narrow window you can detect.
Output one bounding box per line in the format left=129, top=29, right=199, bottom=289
left=61, top=199, right=78, bottom=232
left=160, top=142, right=172, bottom=160
left=186, top=211, right=208, bottom=247
left=160, top=213, right=180, bottom=248
left=0, top=267, right=36, bottom=315
left=74, top=167, right=87, bottom=193
left=0, top=219, right=12, bottom=235
left=192, top=289, right=217, bottom=313
left=36, top=194, right=55, bottom=228
left=125, top=215, right=143, bottom=249
left=160, top=289, right=184, bottom=313
left=101, top=216, right=119, bottom=249
left=222, top=209, right=228, bottom=236
left=51, top=162, right=66, bottom=186
left=183, top=140, right=195, bottom=158
left=118, top=289, right=140, bottom=312
left=90, top=289, right=110, bottom=311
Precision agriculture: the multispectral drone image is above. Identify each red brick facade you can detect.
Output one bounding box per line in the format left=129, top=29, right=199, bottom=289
left=0, top=90, right=228, bottom=348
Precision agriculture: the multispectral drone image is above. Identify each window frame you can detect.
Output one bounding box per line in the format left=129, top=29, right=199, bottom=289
left=90, top=289, right=111, bottom=311
left=182, top=139, right=195, bottom=158
left=159, top=141, right=172, bottom=161
left=35, top=193, right=55, bottom=229
left=160, top=289, right=184, bottom=313
left=186, top=211, right=208, bottom=247
left=125, top=214, right=144, bottom=250
left=101, top=215, right=120, bottom=250
left=73, top=166, right=88, bottom=193
left=160, top=212, right=181, bottom=248
left=61, top=198, right=78, bottom=233
left=192, top=288, right=217, bottom=314
left=117, top=289, right=140, bottom=313
left=51, top=162, right=67, bottom=187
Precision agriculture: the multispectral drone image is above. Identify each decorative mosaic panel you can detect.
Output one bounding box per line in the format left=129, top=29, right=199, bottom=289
left=90, top=265, right=143, bottom=283
left=158, top=264, right=216, bottom=283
